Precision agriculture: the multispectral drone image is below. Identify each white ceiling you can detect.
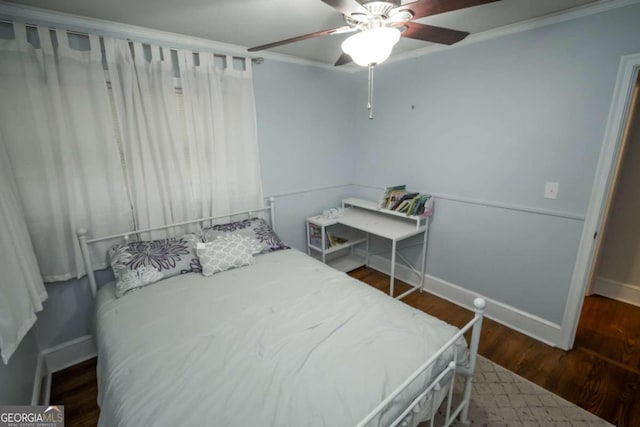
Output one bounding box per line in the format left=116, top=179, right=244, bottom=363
left=8, top=0, right=604, bottom=65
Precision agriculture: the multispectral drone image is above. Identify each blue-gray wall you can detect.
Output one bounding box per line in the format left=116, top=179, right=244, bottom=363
left=254, top=59, right=360, bottom=250
left=351, top=3, right=640, bottom=323
left=0, top=329, right=39, bottom=404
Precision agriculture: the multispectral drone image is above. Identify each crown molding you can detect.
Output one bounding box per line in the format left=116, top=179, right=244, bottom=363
left=0, top=1, right=338, bottom=72
left=1, top=0, right=639, bottom=73
left=380, top=0, right=640, bottom=69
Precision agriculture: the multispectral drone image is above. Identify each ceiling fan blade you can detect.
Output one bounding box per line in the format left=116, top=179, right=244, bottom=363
left=248, top=26, right=352, bottom=52
left=320, top=0, right=370, bottom=17
left=397, top=0, right=499, bottom=21
left=334, top=53, right=352, bottom=66
left=400, top=22, right=469, bottom=45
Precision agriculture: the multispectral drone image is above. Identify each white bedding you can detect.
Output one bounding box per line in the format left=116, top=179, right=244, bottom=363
left=95, top=249, right=467, bottom=427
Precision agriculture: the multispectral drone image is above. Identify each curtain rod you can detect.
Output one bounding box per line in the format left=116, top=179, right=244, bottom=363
left=0, top=18, right=264, bottom=64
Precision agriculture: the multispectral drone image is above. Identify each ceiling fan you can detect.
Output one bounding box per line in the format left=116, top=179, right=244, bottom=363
left=248, top=0, right=499, bottom=67
left=248, top=0, right=498, bottom=119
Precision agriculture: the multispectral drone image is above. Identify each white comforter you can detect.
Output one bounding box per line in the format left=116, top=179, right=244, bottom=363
left=95, top=249, right=465, bottom=427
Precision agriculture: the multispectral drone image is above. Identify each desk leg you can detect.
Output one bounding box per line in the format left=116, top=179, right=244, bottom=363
left=390, top=240, right=397, bottom=297
left=321, top=225, right=326, bottom=264
left=365, top=233, right=369, bottom=266
left=419, top=229, right=428, bottom=292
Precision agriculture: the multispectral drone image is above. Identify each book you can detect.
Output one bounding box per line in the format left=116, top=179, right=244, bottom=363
left=421, top=197, right=434, bottom=217
left=407, top=196, right=419, bottom=216
left=378, top=185, right=406, bottom=209
left=377, top=187, right=435, bottom=217
left=327, top=233, right=349, bottom=248
left=309, top=223, right=324, bottom=248
left=385, top=189, right=407, bottom=209
left=390, top=192, right=419, bottom=210
left=396, top=199, right=411, bottom=213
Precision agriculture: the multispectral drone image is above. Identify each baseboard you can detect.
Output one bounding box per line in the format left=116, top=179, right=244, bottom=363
left=364, top=253, right=562, bottom=347
left=593, top=276, right=640, bottom=307
left=41, top=335, right=97, bottom=374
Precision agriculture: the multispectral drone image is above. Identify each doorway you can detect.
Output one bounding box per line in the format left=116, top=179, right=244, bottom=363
left=587, top=73, right=640, bottom=306
left=561, top=53, right=640, bottom=351
left=571, top=69, right=640, bottom=387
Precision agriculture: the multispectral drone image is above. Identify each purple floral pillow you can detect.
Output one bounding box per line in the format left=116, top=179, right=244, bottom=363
left=108, top=234, right=201, bottom=298
left=201, top=218, right=289, bottom=253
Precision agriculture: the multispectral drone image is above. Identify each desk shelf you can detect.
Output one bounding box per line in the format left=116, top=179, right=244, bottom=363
left=327, top=255, right=366, bottom=272
left=308, top=229, right=366, bottom=255
left=342, top=197, right=426, bottom=230
left=306, top=215, right=367, bottom=271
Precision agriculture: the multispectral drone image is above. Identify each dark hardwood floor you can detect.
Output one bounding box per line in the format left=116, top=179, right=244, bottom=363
left=50, top=357, right=99, bottom=426
left=50, top=267, right=640, bottom=426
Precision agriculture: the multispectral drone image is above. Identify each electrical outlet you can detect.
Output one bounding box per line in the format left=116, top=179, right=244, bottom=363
left=544, top=182, right=559, bottom=199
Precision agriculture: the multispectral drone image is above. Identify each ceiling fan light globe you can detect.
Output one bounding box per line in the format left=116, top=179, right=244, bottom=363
left=341, top=27, right=401, bottom=67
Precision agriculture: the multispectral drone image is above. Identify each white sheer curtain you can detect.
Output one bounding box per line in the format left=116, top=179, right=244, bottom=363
left=0, top=134, right=47, bottom=364
left=104, top=39, right=263, bottom=234
left=0, top=24, right=132, bottom=281
left=178, top=51, right=263, bottom=217
left=0, top=26, right=263, bottom=275
left=104, top=39, right=196, bottom=236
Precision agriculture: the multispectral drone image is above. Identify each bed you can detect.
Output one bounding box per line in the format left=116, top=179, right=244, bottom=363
left=78, top=199, right=485, bottom=427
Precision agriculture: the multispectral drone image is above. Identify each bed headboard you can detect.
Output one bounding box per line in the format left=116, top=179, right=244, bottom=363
left=76, top=197, right=276, bottom=297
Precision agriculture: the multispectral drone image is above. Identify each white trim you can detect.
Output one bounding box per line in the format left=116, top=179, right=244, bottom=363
left=42, top=372, right=52, bottom=406
left=41, top=334, right=96, bottom=374
left=33, top=336, right=96, bottom=406
left=0, top=1, right=335, bottom=71
left=383, top=0, right=640, bottom=68
left=30, top=353, right=46, bottom=405
left=559, top=53, right=640, bottom=350
left=352, top=184, right=585, bottom=221
left=364, top=253, right=562, bottom=347
left=592, top=276, right=640, bottom=307
left=429, top=192, right=584, bottom=221
left=1, top=0, right=640, bottom=73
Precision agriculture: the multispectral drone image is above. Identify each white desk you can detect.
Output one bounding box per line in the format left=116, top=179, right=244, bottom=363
left=339, top=198, right=429, bottom=300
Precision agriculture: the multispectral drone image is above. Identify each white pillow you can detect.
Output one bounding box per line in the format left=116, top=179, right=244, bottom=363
left=196, top=234, right=255, bottom=277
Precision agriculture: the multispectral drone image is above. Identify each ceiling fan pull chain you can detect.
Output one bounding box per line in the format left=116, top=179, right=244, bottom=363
left=368, top=63, right=375, bottom=120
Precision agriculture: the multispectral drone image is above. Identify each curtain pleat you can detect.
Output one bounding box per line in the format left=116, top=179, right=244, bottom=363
left=0, top=128, right=47, bottom=364
left=105, top=39, right=196, bottom=238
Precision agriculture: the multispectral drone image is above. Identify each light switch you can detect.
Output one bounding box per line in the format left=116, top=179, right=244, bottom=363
left=544, top=182, right=559, bottom=199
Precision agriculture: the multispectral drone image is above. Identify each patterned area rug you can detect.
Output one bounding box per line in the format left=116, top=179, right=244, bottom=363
left=431, top=356, right=613, bottom=427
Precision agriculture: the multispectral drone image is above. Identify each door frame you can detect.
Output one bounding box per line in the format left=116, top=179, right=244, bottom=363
left=586, top=72, right=640, bottom=298
left=559, top=52, right=640, bottom=350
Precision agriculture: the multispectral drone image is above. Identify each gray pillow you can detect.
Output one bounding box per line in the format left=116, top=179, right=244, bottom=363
left=201, top=218, right=289, bottom=253
left=109, top=234, right=201, bottom=297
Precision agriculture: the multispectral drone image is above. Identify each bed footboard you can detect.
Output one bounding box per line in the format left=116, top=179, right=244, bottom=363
left=356, top=297, right=485, bottom=427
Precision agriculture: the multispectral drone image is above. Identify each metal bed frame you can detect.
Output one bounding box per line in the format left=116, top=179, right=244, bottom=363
left=77, top=197, right=485, bottom=427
